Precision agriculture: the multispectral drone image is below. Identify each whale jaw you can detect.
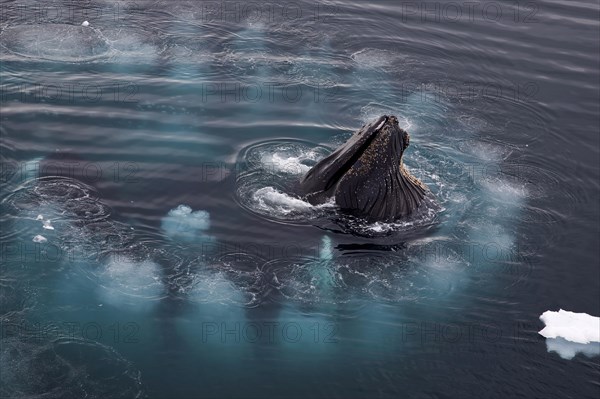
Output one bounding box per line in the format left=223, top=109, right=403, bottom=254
left=299, top=115, right=428, bottom=222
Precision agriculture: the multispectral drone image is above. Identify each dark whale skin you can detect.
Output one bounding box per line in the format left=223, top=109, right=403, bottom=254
left=299, top=115, right=428, bottom=222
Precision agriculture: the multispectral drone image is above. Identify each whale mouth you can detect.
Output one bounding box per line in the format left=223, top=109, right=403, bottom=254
left=300, top=115, right=402, bottom=200
left=300, top=115, right=427, bottom=222
left=323, top=116, right=390, bottom=191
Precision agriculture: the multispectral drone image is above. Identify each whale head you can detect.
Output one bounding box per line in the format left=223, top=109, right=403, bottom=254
left=299, top=115, right=428, bottom=222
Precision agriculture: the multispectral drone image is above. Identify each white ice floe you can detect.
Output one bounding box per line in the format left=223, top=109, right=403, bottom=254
left=539, top=309, right=600, bottom=344
left=32, top=235, right=47, bottom=243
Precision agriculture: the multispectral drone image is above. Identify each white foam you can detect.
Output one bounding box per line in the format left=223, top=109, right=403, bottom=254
left=252, top=187, right=317, bottom=215
left=539, top=309, right=600, bottom=344
left=161, top=205, right=211, bottom=242
left=350, top=48, right=396, bottom=68
left=260, top=150, right=321, bottom=175
left=42, top=220, right=54, bottom=230
left=368, top=220, right=413, bottom=233
left=363, top=205, right=438, bottom=235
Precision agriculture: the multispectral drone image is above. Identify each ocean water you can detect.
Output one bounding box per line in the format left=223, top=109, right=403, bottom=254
left=0, top=1, right=599, bottom=398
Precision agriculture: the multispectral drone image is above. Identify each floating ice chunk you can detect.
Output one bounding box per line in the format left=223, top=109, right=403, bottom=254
left=42, top=220, right=54, bottom=230
left=539, top=309, right=600, bottom=344
left=32, top=235, right=47, bottom=243
left=544, top=337, right=600, bottom=360
left=161, top=205, right=211, bottom=242
left=81, top=21, right=90, bottom=27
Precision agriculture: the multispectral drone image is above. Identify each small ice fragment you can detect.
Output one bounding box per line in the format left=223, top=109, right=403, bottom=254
left=42, top=220, right=54, bottom=230
left=539, top=309, right=600, bottom=344
left=35, top=214, right=44, bottom=220
left=33, top=235, right=47, bottom=243
left=82, top=21, right=90, bottom=27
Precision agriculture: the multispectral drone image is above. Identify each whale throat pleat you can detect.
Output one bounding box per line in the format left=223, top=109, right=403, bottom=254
left=334, top=162, right=426, bottom=222
left=300, top=115, right=429, bottom=222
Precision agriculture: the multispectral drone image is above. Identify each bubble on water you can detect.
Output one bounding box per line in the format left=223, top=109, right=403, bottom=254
left=0, top=24, right=110, bottom=62
left=482, top=178, right=527, bottom=199
left=351, top=48, right=419, bottom=72
left=187, top=270, right=250, bottom=305
left=96, top=255, right=164, bottom=310
left=459, top=140, right=511, bottom=162
left=320, top=236, right=333, bottom=261
left=1, top=176, right=112, bottom=243
left=161, top=205, right=214, bottom=243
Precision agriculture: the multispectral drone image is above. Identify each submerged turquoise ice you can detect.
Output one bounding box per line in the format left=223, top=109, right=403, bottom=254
left=1, top=1, right=599, bottom=398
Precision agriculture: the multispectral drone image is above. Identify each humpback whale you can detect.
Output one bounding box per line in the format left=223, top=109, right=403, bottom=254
left=299, top=115, right=429, bottom=222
